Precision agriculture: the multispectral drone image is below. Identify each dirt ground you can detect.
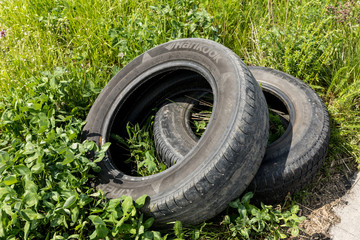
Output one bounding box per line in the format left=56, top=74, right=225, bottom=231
left=293, top=155, right=358, bottom=239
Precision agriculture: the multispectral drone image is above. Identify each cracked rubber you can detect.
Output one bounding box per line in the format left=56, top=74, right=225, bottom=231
left=154, top=66, right=330, bottom=203
left=82, top=39, right=269, bottom=225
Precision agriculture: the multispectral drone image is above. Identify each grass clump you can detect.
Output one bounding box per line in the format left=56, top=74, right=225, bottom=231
left=111, top=117, right=166, bottom=177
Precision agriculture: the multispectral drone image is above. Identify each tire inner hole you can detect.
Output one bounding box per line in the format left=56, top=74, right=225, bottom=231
left=108, top=69, right=212, bottom=177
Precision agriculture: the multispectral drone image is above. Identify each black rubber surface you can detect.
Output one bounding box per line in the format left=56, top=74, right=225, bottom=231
left=154, top=66, right=330, bottom=203
left=82, top=39, right=269, bottom=225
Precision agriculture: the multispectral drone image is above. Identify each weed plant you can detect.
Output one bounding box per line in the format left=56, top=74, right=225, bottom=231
left=224, top=192, right=305, bottom=239
left=268, top=111, right=286, bottom=144
left=111, top=117, right=166, bottom=177
left=1, top=0, right=359, bottom=239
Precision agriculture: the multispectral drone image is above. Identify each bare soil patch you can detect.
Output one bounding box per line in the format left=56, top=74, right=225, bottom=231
left=293, top=155, right=358, bottom=239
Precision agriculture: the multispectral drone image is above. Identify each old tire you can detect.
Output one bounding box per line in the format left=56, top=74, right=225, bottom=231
left=82, top=39, right=269, bottom=225
left=154, top=66, right=330, bottom=203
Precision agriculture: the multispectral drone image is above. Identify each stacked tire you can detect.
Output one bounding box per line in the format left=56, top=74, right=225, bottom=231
left=83, top=38, right=330, bottom=226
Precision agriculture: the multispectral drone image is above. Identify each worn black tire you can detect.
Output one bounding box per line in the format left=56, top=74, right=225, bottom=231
left=82, top=39, right=269, bottom=225
left=154, top=93, right=211, bottom=167
left=154, top=66, right=330, bottom=203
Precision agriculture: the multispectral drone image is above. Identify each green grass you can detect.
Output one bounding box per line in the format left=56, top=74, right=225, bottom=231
left=204, top=0, right=360, bottom=163
left=1, top=0, right=360, bottom=239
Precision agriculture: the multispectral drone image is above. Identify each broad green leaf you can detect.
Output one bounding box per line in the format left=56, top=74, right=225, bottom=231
left=42, top=200, right=54, bottom=209
left=121, top=196, right=133, bottom=214
left=1, top=110, right=15, bottom=124
left=24, top=178, right=38, bottom=192
left=31, top=163, right=44, bottom=174
left=4, top=176, right=17, bottom=186
left=0, top=162, right=8, bottom=175
left=89, top=215, right=105, bottom=225
left=82, top=140, right=96, bottom=152
left=143, top=231, right=154, bottom=240
left=135, top=194, right=148, bottom=208
left=107, top=199, right=121, bottom=213
left=152, top=231, right=163, bottom=240
left=88, top=215, right=109, bottom=238
left=63, top=195, right=77, bottom=209
left=49, top=77, right=58, bottom=89
left=37, top=112, right=49, bottom=134
left=138, top=224, right=145, bottom=236
left=51, top=191, right=60, bottom=202
left=26, top=102, right=42, bottom=111
left=223, top=215, right=231, bottom=225
left=115, top=216, right=126, bottom=230
left=46, top=130, right=56, bottom=142
left=78, top=194, right=93, bottom=208
left=68, top=234, right=80, bottom=239
left=23, top=192, right=38, bottom=207
left=24, top=221, right=30, bottom=240
left=291, top=204, right=299, bottom=214
left=130, top=206, right=137, bottom=217
left=62, top=149, right=75, bottom=165
left=23, top=142, right=37, bottom=155
left=0, top=187, right=10, bottom=199
left=14, top=202, right=21, bottom=212
left=192, top=229, right=200, bottom=240
left=0, top=151, right=10, bottom=162
left=238, top=205, right=247, bottom=219
left=20, top=209, right=43, bottom=221
left=63, top=214, right=69, bottom=229
left=229, top=199, right=240, bottom=209
left=70, top=143, right=78, bottom=150
left=241, top=192, right=253, bottom=204
left=173, top=221, right=183, bottom=238
left=240, top=228, right=250, bottom=239
left=100, top=142, right=111, bottom=152
left=14, top=164, right=31, bottom=175
left=0, top=210, right=6, bottom=238
left=71, top=207, right=80, bottom=223
left=279, top=232, right=287, bottom=238
left=144, top=217, right=154, bottom=229
left=89, top=230, right=97, bottom=240
left=251, top=208, right=259, bottom=217
left=94, top=142, right=111, bottom=163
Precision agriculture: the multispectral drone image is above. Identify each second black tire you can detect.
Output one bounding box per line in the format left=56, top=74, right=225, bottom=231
left=154, top=66, right=330, bottom=203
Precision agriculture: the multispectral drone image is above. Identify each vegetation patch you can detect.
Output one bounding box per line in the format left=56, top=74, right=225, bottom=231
left=111, top=117, right=166, bottom=177
left=268, top=110, right=286, bottom=144
left=224, top=192, right=305, bottom=239
left=1, top=0, right=359, bottom=238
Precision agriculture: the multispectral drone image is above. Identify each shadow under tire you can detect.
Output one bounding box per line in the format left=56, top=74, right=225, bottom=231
left=153, top=66, right=330, bottom=203
left=82, top=39, right=269, bottom=225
